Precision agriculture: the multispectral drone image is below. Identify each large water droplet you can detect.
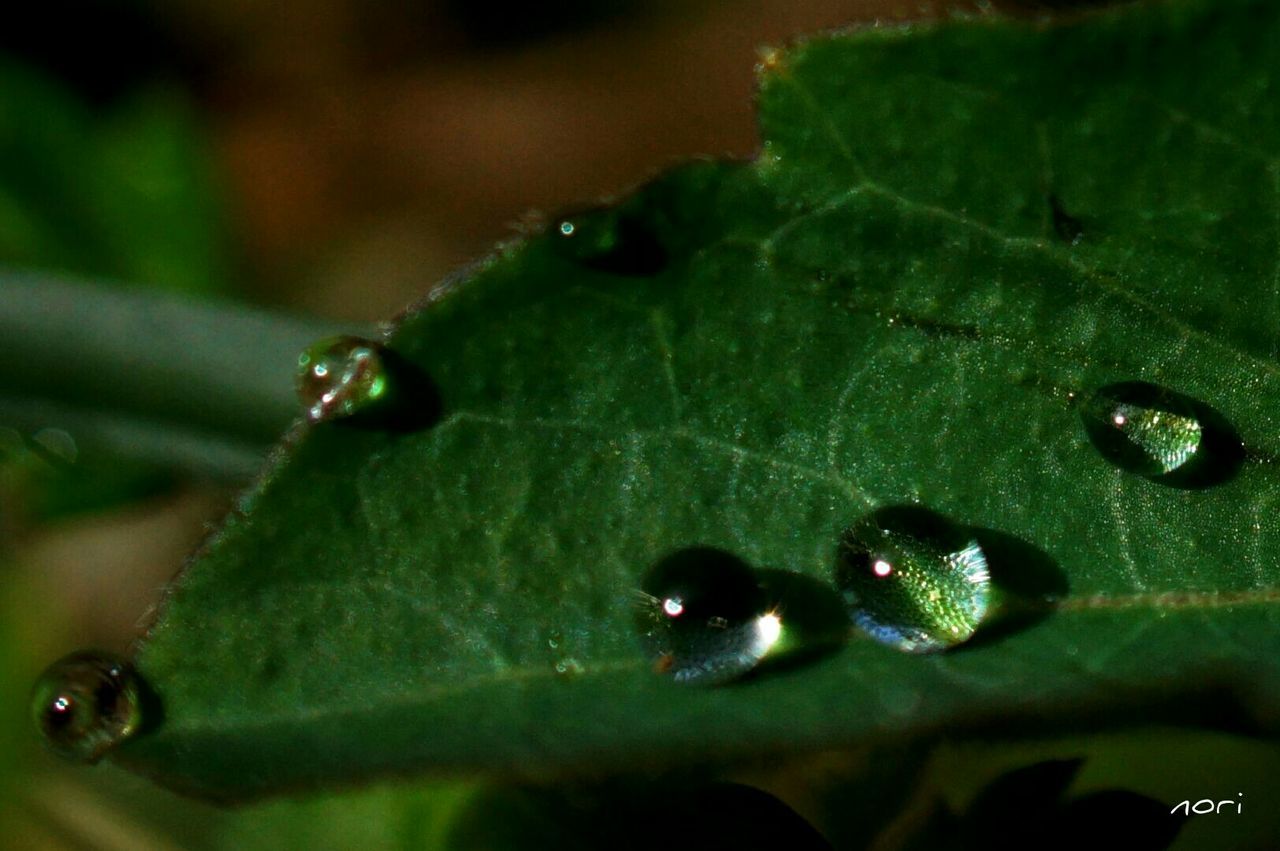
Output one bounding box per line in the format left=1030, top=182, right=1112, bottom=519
left=297, top=336, right=442, bottom=430
left=297, top=336, right=390, bottom=424
left=835, top=506, right=991, bottom=652
left=1080, top=381, right=1243, bottom=487
left=635, top=547, right=780, bottom=684
left=554, top=209, right=666, bottom=276
left=31, top=651, right=144, bottom=763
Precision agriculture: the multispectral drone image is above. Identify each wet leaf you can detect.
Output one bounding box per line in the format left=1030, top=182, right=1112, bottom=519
left=118, top=0, right=1280, bottom=799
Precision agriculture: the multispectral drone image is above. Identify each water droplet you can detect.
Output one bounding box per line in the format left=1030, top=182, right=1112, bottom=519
left=635, top=548, right=779, bottom=685
left=1080, top=381, right=1243, bottom=487
left=296, top=336, right=442, bottom=430
left=835, top=507, right=991, bottom=652
left=554, top=657, right=584, bottom=677
left=1049, top=194, right=1084, bottom=245
left=31, top=651, right=144, bottom=762
left=553, top=209, right=666, bottom=276
left=32, top=428, right=78, bottom=464
left=297, top=336, right=389, bottom=424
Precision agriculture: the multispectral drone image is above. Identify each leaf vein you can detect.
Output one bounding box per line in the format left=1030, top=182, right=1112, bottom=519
left=444, top=410, right=873, bottom=506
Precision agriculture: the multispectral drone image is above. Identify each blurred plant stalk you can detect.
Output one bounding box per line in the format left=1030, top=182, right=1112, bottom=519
left=0, top=271, right=365, bottom=481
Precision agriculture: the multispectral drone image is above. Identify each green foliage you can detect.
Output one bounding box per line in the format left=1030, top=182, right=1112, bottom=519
left=0, top=57, right=239, bottom=518
left=0, top=59, right=230, bottom=293
left=118, top=0, right=1280, bottom=809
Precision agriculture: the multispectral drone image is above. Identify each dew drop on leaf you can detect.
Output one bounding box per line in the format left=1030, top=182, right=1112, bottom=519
left=634, top=547, right=780, bottom=685
left=296, top=336, right=390, bottom=424
left=835, top=506, right=992, bottom=652
left=1049, top=194, right=1084, bottom=246
left=31, top=651, right=145, bottom=763
left=553, top=209, right=667, bottom=276
left=553, top=657, right=584, bottom=678
left=31, top=428, right=78, bottom=464
left=1079, top=381, right=1243, bottom=487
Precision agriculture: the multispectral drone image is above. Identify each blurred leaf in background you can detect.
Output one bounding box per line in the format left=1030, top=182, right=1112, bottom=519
left=0, top=60, right=230, bottom=295
left=0, top=0, right=237, bottom=525
left=0, top=4, right=242, bottom=848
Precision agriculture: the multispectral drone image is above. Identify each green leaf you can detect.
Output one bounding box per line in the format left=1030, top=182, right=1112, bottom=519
left=117, top=0, right=1280, bottom=799
left=213, top=780, right=476, bottom=851
left=0, top=60, right=245, bottom=495
left=0, top=60, right=231, bottom=294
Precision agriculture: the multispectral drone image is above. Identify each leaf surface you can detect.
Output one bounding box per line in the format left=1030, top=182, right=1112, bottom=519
left=120, top=0, right=1280, bottom=799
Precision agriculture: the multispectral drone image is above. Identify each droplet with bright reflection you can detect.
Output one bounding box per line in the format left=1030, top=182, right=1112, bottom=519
left=31, top=651, right=145, bottom=763
left=835, top=507, right=991, bottom=652
left=635, top=547, right=780, bottom=685
left=296, top=336, right=390, bottom=424
left=1079, top=381, right=1243, bottom=487
left=553, top=208, right=667, bottom=276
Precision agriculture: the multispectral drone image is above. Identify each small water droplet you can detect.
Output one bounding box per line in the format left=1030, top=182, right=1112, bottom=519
left=554, top=657, right=584, bottom=677
left=31, top=651, right=145, bottom=762
left=32, top=428, right=78, bottom=464
left=297, top=336, right=389, bottom=424
left=553, top=209, right=666, bottom=276
left=1080, top=381, right=1243, bottom=487
left=1049, top=194, right=1084, bottom=245
left=296, top=336, right=442, bottom=430
left=835, top=506, right=991, bottom=652
left=635, top=548, right=779, bottom=685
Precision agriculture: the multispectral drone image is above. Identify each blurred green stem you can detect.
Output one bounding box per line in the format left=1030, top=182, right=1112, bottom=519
left=0, top=270, right=364, bottom=480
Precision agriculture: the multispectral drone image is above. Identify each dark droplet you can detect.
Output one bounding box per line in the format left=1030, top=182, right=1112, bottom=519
left=31, top=651, right=144, bottom=762
left=835, top=506, right=991, bottom=652
left=1080, top=381, right=1243, bottom=488
left=635, top=547, right=779, bottom=684
left=554, top=210, right=667, bottom=276
left=296, top=336, right=442, bottom=430
left=1049, top=194, right=1084, bottom=246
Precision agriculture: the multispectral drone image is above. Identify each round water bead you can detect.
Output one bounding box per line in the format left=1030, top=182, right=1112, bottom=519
left=31, top=651, right=144, bottom=763
left=835, top=507, right=991, bottom=652
left=554, top=208, right=666, bottom=276
left=296, top=336, right=390, bottom=424
left=635, top=547, right=780, bottom=685
left=1080, top=381, right=1242, bottom=487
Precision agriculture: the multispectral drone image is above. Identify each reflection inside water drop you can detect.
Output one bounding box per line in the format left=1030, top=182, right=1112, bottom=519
left=1079, top=381, right=1243, bottom=487
left=296, top=336, right=443, bottom=430
left=297, top=336, right=389, bottom=424
left=835, top=507, right=991, bottom=652
left=635, top=547, right=779, bottom=685
left=31, top=651, right=146, bottom=763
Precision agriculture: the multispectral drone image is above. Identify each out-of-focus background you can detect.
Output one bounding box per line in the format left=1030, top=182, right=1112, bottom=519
left=16, top=2, right=1250, bottom=849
